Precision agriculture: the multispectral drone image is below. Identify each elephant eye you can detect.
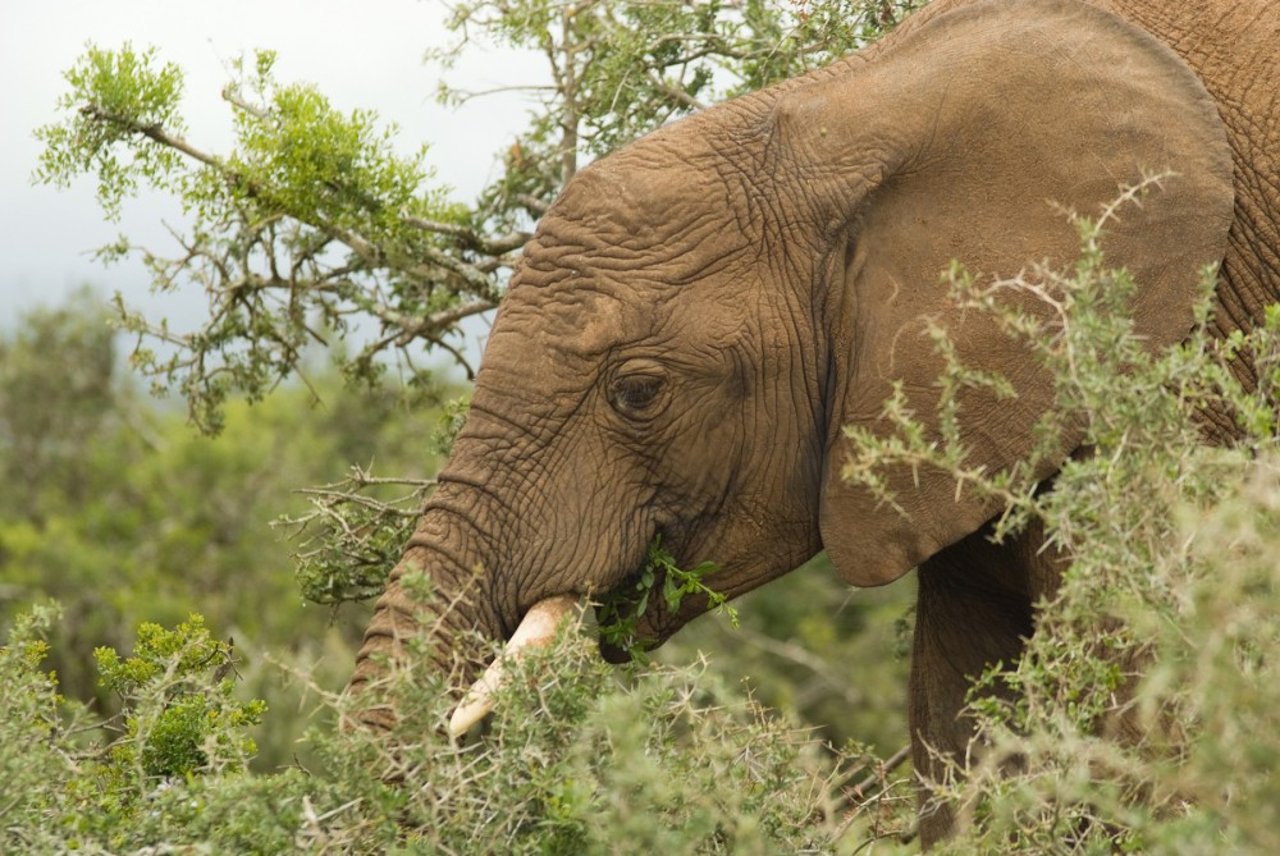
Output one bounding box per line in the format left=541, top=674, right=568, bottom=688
left=609, top=373, right=665, bottom=418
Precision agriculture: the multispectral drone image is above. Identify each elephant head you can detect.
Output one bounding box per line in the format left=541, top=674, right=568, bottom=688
left=349, top=0, right=1234, bottom=728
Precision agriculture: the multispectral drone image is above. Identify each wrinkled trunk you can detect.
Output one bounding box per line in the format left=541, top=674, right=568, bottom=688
left=345, top=350, right=599, bottom=728
left=347, top=495, right=509, bottom=727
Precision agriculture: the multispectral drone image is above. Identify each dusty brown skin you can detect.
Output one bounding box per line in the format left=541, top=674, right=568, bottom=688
left=350, top=0, right=1278, bottom=844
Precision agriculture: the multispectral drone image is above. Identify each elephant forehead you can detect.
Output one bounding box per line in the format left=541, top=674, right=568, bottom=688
left=558, top=152, right=724, bottom=231
left=490, top=286, right=632, bottom=364
left=518, top=154, right=759, bottom=286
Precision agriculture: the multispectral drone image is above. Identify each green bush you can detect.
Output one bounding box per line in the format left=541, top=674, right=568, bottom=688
left=1, top=607, right=270, bottom=851
left=93, top=615, right=266, bottom=779
left=844, top=190, right=1280, bottom=853
left=0, top=601, right=913, bottom=853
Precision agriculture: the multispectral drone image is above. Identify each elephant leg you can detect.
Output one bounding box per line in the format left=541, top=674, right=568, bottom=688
left=908, top=517, right=1064, bottom=846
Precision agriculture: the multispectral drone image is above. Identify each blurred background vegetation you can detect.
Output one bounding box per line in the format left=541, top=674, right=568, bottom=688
left=0, top=291, right=446, bottom=767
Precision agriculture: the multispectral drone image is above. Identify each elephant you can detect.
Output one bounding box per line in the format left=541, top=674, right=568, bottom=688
left=350, top=0, right=1278, bottom=845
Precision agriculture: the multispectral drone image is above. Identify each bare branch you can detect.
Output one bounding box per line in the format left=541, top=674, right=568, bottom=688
left=368, top=298, right=496, bottom=345
left=733, top=626, right=865, bottom=709
left=220, top=85, right=272, bottom=122
left=644, top=71, right=707, bottom=110
left=517, top=193, right=550, bottom=215
left=846, top=744, right=912, bottom=803
left=401, top=213, right=530, bottom=255
left=417, top=244, right=504, bottom=304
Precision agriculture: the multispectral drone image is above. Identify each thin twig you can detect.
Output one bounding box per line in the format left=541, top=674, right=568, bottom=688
left=848, top=744, right=912, bottom=802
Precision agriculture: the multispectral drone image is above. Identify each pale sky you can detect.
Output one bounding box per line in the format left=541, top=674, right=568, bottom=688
left=0, top=0, right=541, bottom=346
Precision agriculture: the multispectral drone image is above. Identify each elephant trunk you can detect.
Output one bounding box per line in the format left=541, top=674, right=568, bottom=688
left=348, top=388, right=599, bottom=731
left=347, top=502, right=509, bottom=728
left=347, top=468, right=587, bottom=733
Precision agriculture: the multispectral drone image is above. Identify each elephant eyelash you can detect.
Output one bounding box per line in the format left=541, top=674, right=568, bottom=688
left=609, top=374, right=665, bottom=416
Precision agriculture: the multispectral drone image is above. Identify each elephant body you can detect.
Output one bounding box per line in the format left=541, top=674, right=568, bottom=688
left=352, top=0, right=1278, bottom=845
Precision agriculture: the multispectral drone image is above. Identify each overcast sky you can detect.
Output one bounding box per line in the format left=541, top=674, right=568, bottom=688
left=1, top=0, right=540, bottom=348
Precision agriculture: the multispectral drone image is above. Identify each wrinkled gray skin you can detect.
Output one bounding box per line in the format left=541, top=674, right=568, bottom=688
left=351, top=0, right=1278, bottom=844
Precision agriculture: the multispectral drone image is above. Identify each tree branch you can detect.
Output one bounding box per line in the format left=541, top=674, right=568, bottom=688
left=416, top=245, right=504, bottom=304
left=645, top=71, right=707, bottom=110
left=80, top=104, right=221, bottom=169
left=517, top=193, right=550, bottom=215
left=401, top=213, right=530, bottom=255
left=220, top=85, right=273, bottom=122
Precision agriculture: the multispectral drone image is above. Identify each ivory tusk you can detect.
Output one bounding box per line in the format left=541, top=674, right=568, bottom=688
left=448, top=594, right=580, bottom=739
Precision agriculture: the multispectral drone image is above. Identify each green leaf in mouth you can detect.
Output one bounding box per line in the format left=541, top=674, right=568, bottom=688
left=597, top=535, right=738, bottom=663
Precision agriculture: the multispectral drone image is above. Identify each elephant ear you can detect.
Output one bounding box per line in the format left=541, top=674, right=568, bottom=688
left=793, top=0, right=1234, bottom=586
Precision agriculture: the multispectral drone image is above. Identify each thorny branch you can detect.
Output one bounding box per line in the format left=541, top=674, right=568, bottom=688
left=279, top=464, right=440, bottom=603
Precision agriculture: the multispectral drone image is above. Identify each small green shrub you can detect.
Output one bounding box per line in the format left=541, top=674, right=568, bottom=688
left=94, top=615, right=266, bottom=780
left=1, top=609, right=269, bottom=852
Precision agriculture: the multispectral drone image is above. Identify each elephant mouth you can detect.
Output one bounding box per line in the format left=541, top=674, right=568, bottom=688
left=593, top=560, right=708, bottom=664
left=594, top=561, right=655, bottom=664
left=595, top=578, right=667, bottom=664
left=449, top=536, right=709, bottom=735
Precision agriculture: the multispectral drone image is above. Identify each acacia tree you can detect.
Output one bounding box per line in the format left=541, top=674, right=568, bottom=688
left=36, top=0, right=922, bottom=601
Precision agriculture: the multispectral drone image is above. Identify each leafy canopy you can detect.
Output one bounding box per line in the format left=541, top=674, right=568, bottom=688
left=35, top=1, right=923, bottom=434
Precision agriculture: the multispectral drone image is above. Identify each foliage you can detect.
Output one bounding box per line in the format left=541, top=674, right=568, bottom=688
left=845, top=184, right=1280, bottom=852
left=280, top=391, right=472, bottom=607
left=1, top=609, right=270, bottom=852
left=284, top=463, right=436, bottom=606
left=0, top=296, right=456, bottom=767
left=434, top=0, right=926, bottom=229
left=0, top=288, right=116, bottom=522
left=597, top=535, right=738, bottom=662
left=0, top=604, right=82, bottom=848
left=0, top=600, right=914, bottom=853
left=34, top=1, right=922, bottom=435
left=662, top=555, right=915, bottom=756
left=34, top=44, right=185, bottom=220
left=36, top=43, right=470, bottom=434
left=94, top=615, right=266, bottom=779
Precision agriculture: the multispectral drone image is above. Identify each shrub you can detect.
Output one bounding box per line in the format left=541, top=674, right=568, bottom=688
left=0, top=608, right=269, bottom=852
left=0, top=601, right=914, bottom=853
left=846, top=183, right=1280, bottom=853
